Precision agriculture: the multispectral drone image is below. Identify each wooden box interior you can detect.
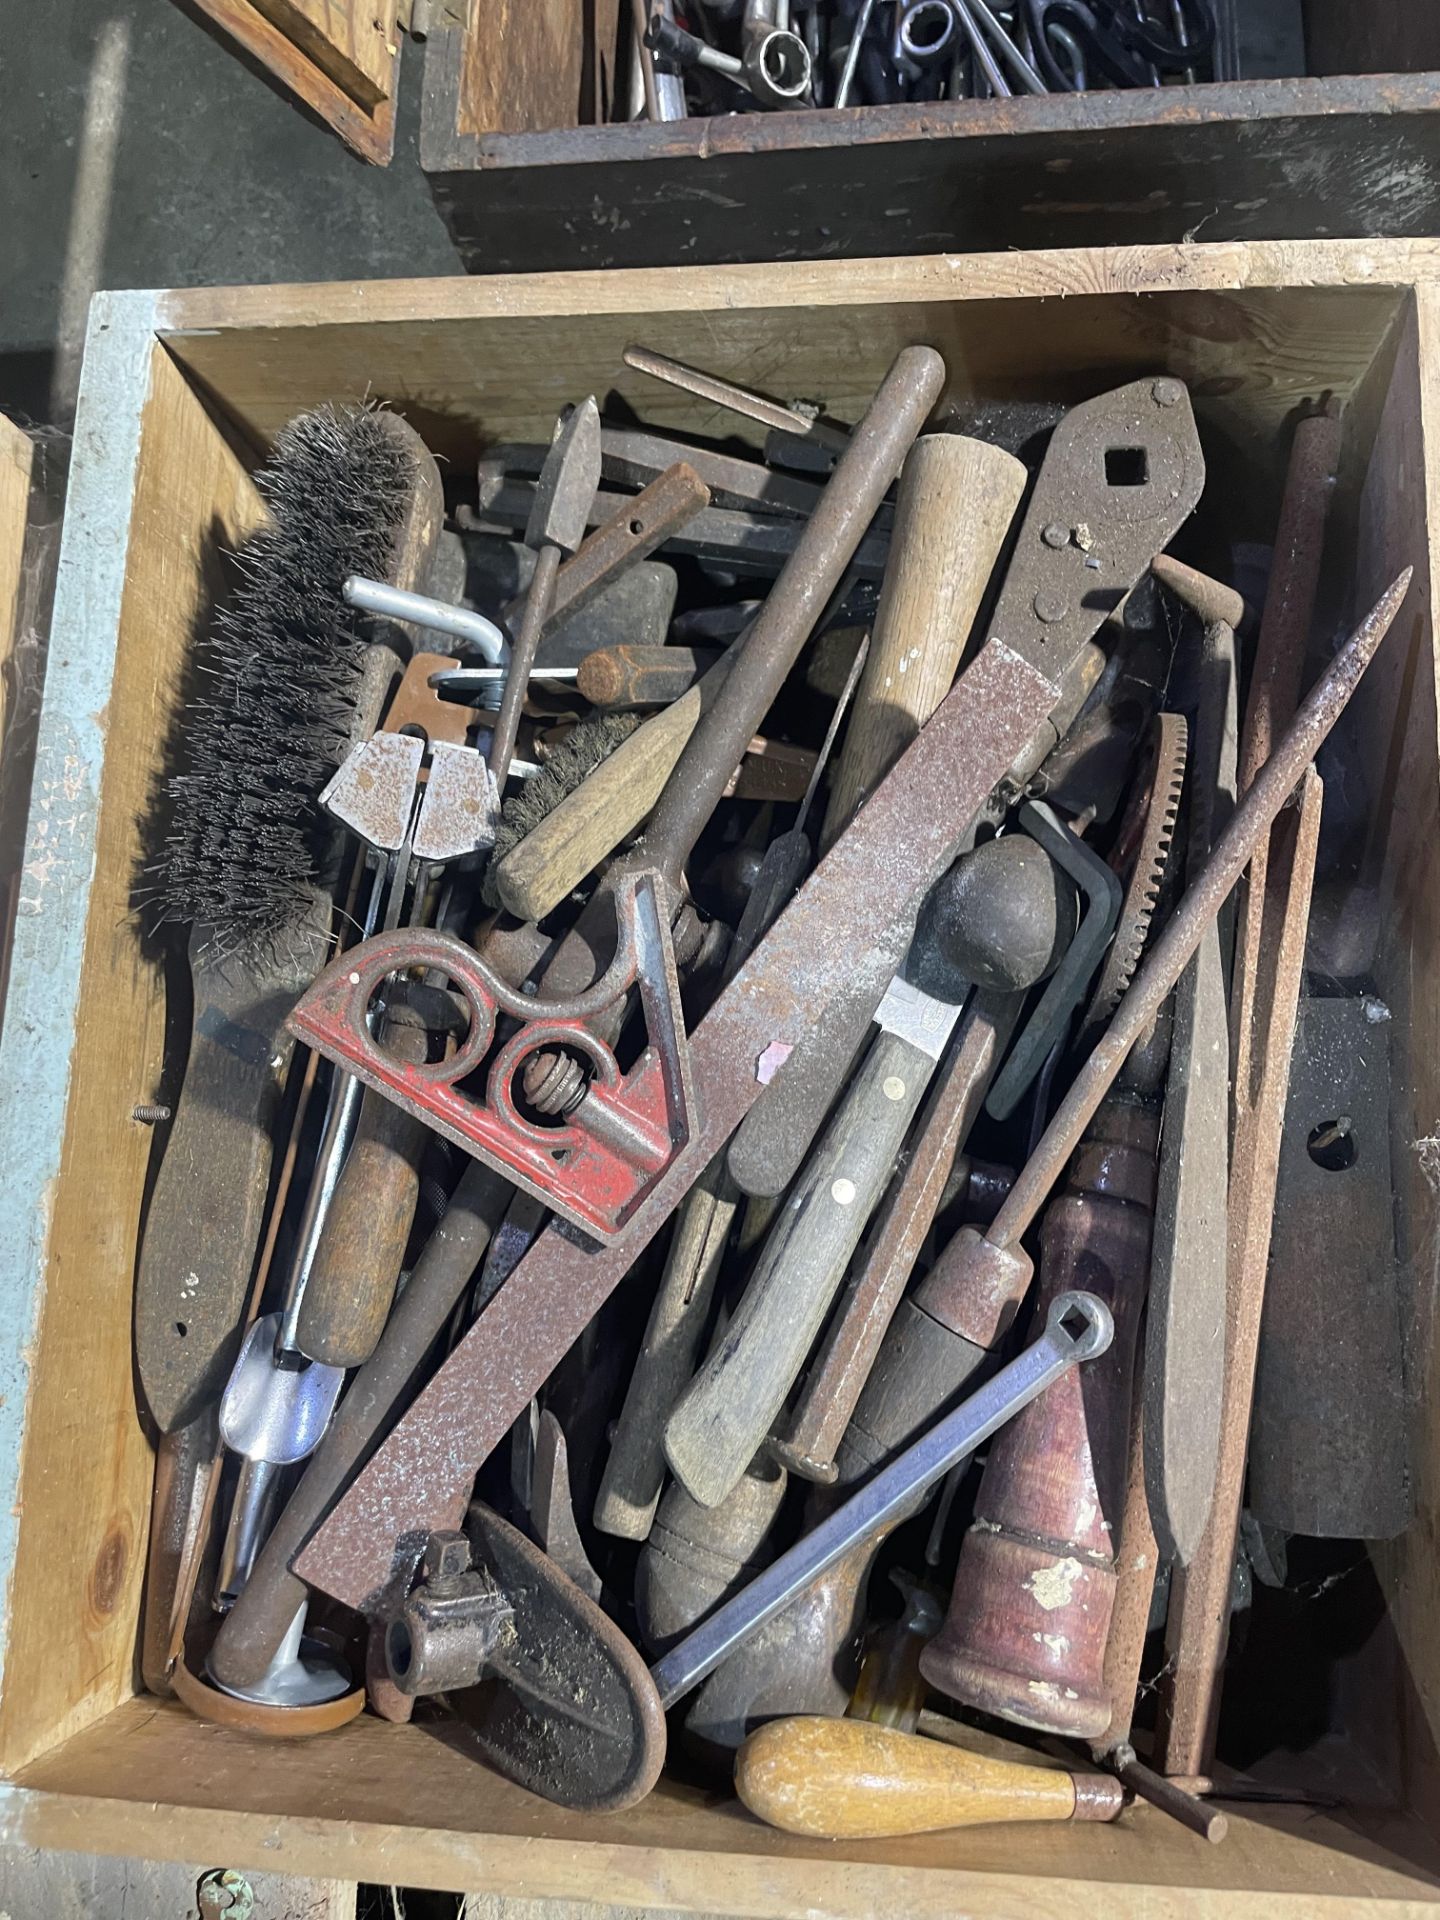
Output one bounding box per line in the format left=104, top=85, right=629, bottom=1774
left=3, top=251, right=1440, bottom=1911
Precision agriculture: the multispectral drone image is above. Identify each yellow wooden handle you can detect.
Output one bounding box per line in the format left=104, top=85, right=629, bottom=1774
left=735, top=1716, right=1087, bottom=1838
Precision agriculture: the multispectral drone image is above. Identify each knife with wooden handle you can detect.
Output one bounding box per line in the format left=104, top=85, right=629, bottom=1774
left=664, top=970, right=966, bottom=1510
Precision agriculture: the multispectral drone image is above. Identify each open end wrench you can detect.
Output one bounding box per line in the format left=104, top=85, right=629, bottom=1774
left=649, top=1290, right=1114, bottom=1706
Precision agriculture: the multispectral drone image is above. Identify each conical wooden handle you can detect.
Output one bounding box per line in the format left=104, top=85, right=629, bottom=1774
left=736, top=1716, right=1119, bottom=1838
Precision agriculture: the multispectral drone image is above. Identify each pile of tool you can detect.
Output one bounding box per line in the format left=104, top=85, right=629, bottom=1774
left=133, top=340, right=1413, bottom=1841
left=634, top=0, right=1234, bottom=116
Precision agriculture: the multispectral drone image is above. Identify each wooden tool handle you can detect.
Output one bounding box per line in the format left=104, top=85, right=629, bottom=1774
left=491, top=682, right=704, bottom=924
left=577, top=644, right=719, bottom=710
left=729, top=433, right=1024, bottom=1201
left=919, top=1100, right=1156, bottom=1739
left=134, top=935, right=323, bottom=1434
left=736, top=1717, right=1119, bottom=1838
left=519, top=462, right=711, bottom=636
left=665, top=1026, right=933, bottom=1510
left=594, top=1152, right=740, bottom=1541
left=296, top=1024, right=430, bottom=1370
left=819, top=434, right=1027, bottom=855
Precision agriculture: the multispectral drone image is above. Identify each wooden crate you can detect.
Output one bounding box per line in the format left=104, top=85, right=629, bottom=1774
left=2, top=242, right=1440, bottom=1913
left=178, top=4, right=1440, bottom=274
left=413, top=11, right=1440, bottom=274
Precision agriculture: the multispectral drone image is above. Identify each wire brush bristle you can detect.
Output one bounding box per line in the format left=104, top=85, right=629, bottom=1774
left=481, top=710, right=640, bottom=909
left=153, top=404, right=415, bottom=948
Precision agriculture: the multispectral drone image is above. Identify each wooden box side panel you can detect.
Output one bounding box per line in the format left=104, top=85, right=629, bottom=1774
left=10, top=1698, right=1440, bottom=1912
left=425, top=2, right=622, bottom=147
left=157, top=275, right=1405, bottom=475
left=1304, top=3, right=1440, bottom=77
left=0, top=324, right=263, bottom=1776
left=1365, top=286, right=1440, bottom=1823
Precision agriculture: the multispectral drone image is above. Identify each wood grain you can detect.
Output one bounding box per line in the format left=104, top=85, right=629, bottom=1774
left=820, top=434, right=1026, bottom=853
left=181, top=0, right=399, bottom=161
left=735, top=1717, right=1086, bottom=1838
left=1304, top=2, right=1440, bottom=76
left=458, top=0, right=592, bottom=136
left=0, top=415, right=38, bottom=1028
left=0, top=417, right=34, bottom=782
left=1353, top=290, right=1440, bottom=1833
left=0, top=348, right=265, bottom=1775
left=157, top=262, right=1410, bottom=472
left=0, top=1846, right=354, bottom=1919
left=249, top=0, right=402, bottom=107
left=12, top=1698, right=1440, bottom=1912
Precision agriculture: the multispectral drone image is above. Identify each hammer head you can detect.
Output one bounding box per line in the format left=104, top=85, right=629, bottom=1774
left=526, top=395, right=602, bottom=557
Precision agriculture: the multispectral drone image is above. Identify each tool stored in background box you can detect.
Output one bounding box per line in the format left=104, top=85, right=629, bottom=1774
left=123, top=335, right=1417, bottom=1841
left=636, top=0, right=1233, bottom=115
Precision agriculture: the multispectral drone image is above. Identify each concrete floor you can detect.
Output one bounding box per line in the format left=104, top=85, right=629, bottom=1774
left=0, top=0, right=1310, bottom=428
left=0, top=0, right=460, bottom=424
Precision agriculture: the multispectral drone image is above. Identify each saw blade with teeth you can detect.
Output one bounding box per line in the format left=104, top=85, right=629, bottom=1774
left=1081, top=710, right=1188, bottom=1033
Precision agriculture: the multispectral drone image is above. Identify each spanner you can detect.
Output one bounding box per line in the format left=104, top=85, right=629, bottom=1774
left=649, top=1290, right=1114, bottom=1705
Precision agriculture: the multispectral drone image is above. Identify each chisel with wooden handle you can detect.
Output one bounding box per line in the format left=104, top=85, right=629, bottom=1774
left=736, top=1717, right=1124, bottom=1838
left=593, top=636, right=870, bottom=1542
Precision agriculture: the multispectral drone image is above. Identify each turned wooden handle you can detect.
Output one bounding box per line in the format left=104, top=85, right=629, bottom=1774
left=594, top=1151, right=740, bottom=1540
left=819, top=434, right=1027, bottom=855
left=665, top=1027, right=932, bottom=1510
left=134, top=929, right=326, bottom=1434
left=920, top=1101, right=1155, bottom=1739
left=736, top=1717, right=1119, bottom=1838
left=491, top=681, right=706, bottom=924
left=577, top=644, right=719, bottom=710
left=296, top=1024, right=430, bottom=1369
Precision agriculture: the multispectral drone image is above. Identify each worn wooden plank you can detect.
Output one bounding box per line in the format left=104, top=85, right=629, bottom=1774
left=0, top=1846, right=354, bottom=1919
left=1357, top=288, right=1440, bottom=1837
left=248, top=0, right=401, bottom=107
left=179, top=0, right=398, bottom=161
left=153, top=250, right=1409, bottom=473
left=1304, top=3, right=1440, bottom=76
left=456, top=0, right=589, bottom=137
left=0, top=418, right=38, bottom=1029
left=416, top=62, right=1440, bottom=272
left=0, top=326, right=265, bottom=1778
left=7, top=1700, right=1440, bottom=1914
left=0, top=421, right=34, bottom=749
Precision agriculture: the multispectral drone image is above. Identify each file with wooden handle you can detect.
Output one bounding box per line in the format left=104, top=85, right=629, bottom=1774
left=727, top=433, right=1027, bottom=1199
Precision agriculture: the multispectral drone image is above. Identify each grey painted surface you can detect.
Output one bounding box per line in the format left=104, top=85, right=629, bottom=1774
left=0, top=291, right=156, bottom=1700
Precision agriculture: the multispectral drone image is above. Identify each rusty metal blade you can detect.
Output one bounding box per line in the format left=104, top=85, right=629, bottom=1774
left=526, top=397, right=603, bottom=557
left=1156, top=767, right=1324, bottom=1777
left=293, top=637, right=1060, bottom=1617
